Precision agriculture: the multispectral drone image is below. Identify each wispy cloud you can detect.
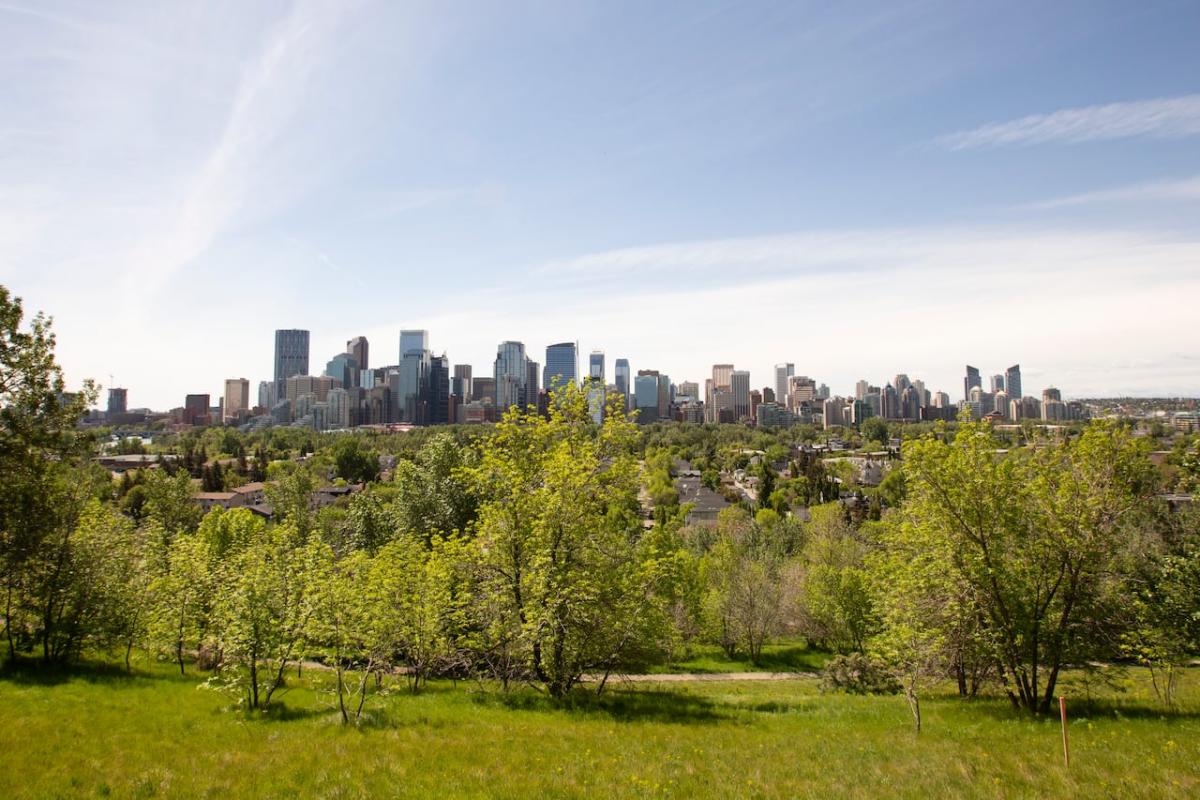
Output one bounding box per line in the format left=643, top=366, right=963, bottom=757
left=938, top=94, right=1200, bottom=149
left=1030, top=175, right=1200, bottom=209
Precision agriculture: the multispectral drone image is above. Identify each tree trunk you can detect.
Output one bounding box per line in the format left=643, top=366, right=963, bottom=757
left=905, top=687, right=921, bottom=733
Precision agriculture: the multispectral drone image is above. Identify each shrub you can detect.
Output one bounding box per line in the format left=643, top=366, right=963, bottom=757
left=819, top=653, right=899, bottom=695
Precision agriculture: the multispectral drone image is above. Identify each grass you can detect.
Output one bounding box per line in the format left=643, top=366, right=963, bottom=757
left=654, top=639, right=830, bottom=674
left=1, top=657, right=1197, bottom=798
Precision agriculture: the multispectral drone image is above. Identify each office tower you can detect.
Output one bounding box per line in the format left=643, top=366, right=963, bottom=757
left=589, top=351, right=605, bottom=382
left=749, top=389, right=762, bottom=422
left=788, top=375, right=816, bottom=410
left=614, top=358, right=631, bottom=410
left=712, top=364, right=734, bottom=390
left=855, top=380, right=869, bottom=401
left=762, top=386, right=775, bottom=404
left=990, top=374, right=1005, bottom=394
left=400, top=330, right=429, bottom=360
left=327, top=388, right=351, bottom=429
left=183, top=394, right=210, bottom=426
left=912, top=379, right=928, bottom=409
left=994, top=390, right=1010, bottom=420
left=347, top=336, right=369, bottom=371
left=223, top=378, right=249, bottom=422
left=933, top=391, right=950, bottom=408
left=774, top=363, right=794, bottom=407
left=893, top=374, right=912, bottom=394
left=677, top=380, right=699, bottom=401
left=452, top=364, right=473, bottom=402
left=526, top=359, right=541, bottom=407
left=286, top=375, right=341, bottom=404
left=817, top=383, right=830, bottom=400
left=881, top=384, right=899, bottom=419
left=656, top=374, right=671, bottom=419
left=472, top=377, right=495, bottom=403
left=430, top=355, right=450, bottom=425
left=258, top=380, right=275, bottom=410
left=731, top=370, right=750, bottom=420
left=963, top=365, right=981, bottom=403
left=494, top=341, right=528, bottom=412
left=586, top=380, right=605, bottom=424
left=399, top=349, right=431, bottom=424
left=107, top=387, right=127, bottom=416
left=274, top=329, right=310, bottom=400
left=1042, top=386, right=1062, bottom=404
left=325, top=353, right=359, bottom=388
left=900, top=386, right=921, bottom=420
left=634, top=374, right=659, bottom=423
left=1005, top=364, right=1023, bottom=399
left=543, top=342, right=578, bottom=392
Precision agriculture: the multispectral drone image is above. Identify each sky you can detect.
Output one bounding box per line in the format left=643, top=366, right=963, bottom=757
left=2, top=0, right=1199, bottom=409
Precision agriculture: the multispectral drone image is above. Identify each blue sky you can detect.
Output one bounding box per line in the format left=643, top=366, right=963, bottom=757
left=2, top=0, right=1199, bottom=409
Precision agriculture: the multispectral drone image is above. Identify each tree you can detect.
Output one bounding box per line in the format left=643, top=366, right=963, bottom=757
left=143, top=469, right=201, bottom=543
left=468, top=384, right=674, bottom=697
left=0, top=286, right=96, bottom=659
left=861, top=417, right=889, bottom=446
left=793, top=504, right=876, bottom=653
left=894, top=419, right=1155, bottom=714
left=330, top=436, right=380, bottom=484
left=390, top=432, right=478, bottom=542
left=207, top=522, right=313, bottom=710
left=265, top=463, right=317, bottom=541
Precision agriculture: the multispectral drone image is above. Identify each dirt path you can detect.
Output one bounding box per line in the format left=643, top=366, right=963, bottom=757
left=583, top=671, right=818, bottom=683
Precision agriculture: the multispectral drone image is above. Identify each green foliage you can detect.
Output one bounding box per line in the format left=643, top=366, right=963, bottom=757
left=819, top=653, right=901, bottom=695
left=329, top=436, right=380, bottom=484
left=389, top=432, right=478, bottom=541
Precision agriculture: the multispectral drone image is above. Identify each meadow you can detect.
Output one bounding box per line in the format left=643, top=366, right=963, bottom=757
left=1, top=657, right=1196, bottom=799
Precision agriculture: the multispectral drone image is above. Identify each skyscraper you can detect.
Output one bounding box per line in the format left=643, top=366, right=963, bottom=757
left=274, top=329, right=310, bottom=400
left=712, top=364, right=734, bottom=389
left=400, top=330, right=429, bottom=360
left=634, top=374, right=659, bottom=423
left=855, top=380, right=869, bottom=401
left=589, top=350, right=605, bottom=382
left=346, top=336, right=369, bottom=371
left=614, top=358, right=631, bottom=410
left=1005, top=364, right=1023, bottom=399
left=774, top=363, right=794, bottom=407
left=525, top=359, right=541, bottom=407
left=452, top=364, right=473, bottom=402
left=990, top=374, right=1005, bottom=393
left=731, top=370, right=750, bottom=420
left=430, top=355, right=450, bottom=425
left=107, top=387, right=127, bottom=416
left=223, top=378, right=249, bottom=422
left=325, top=353, right=358, bottom=388
left=399, top=348, right=431, bottom=424
left=494, top=340, right=527, bottom=411
left=963, top=365, right=981, bottom=402
left=543, top=342, right=578, bottom=392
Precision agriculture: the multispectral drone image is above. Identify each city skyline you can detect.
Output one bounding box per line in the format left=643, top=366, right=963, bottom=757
left=3, top=3, right=1198, bottom=407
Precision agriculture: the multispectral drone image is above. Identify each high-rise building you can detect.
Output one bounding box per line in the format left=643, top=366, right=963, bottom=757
left=749, top=389, right=762, bottom=422
left=347, top=336, right=369, bottom=371
left=634, top=374, right=659, bottom=423
left=399, top=349, right=431, bottom=424
left=326, top=388, right=351, bottom=429
left=274, top=329, right=310, bottom=400
left=107, top=387, right=127, bottom=416
left=1005, top=364, right=1023, bottom=399
left=526, top=359, right=541, bottom=407
left=286, top=375, right=341, bottom=404
left=731, top=370, right=750, bottom=420
left=677, top=380, right=699, bottom=402
left=472, top=377, right=495, bottom=403
left=963, top=365, right=981, bottom=403
left=589, top=351, right=605, bottom=382
left=325, top=353, right=359, bottom=388
left=430, top=355, right=450, bottom=425
left=543, top=342, right=578, bottom=392
left=400, top=330, right=429, bottom=360
left=258, top=381, right=275, bottom=411
left=712, top=364, right=734, bottom=389
left=855, top=380, right=869, bottom=401
left=183, top=394, right=210, bottom=426
left=990, top=374, right=1005, bottom=394
left=893, top=374, right=912, bottom=394
left=788, top=375, right=816, bottom=410
left=494, top=341, right=528, bottom=412
left=223, top=379, right=249, bottom=422
left=1042, top=386, right=1062, bottom=404
left=614, top=358, right=631, bottom=410
left=774, top=363, right=794, bottom=407
left=452, top=364, right=472, bottom=403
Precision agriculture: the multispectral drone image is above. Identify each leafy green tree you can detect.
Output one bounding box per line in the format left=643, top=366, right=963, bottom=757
left=893, top=420, right=1155, bottom=714
left=330, top=436, right=380, bottom=484
left=861, top=417, right=889, bottom=446
left=265, top=463, right=317, bottom=541
left=143, top=469, right=201, bottom=542
left=468, top=384, right=674, bottom=697
left=390, top=432, right=478, bottom=541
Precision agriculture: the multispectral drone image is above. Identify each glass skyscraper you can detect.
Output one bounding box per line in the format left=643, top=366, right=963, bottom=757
left=274, top=329, right=310, bottom=400
left=400, top=329, right=429, bottom=360
left=589, top=350, right=604, bottom=382
left=614, top=358, right=630, bottom=410
left=543, top=342, right=577, bottom=393
left=494, top=340, right=528, bottom=411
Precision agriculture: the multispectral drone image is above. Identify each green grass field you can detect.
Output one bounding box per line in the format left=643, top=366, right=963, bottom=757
left=653, top=639, right=830, bottom=674
left=1, top=658, right=1197, bottom=798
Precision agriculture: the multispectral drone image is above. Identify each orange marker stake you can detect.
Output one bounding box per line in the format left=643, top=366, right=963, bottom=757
left=1059, top=695, right=1070, bottom=768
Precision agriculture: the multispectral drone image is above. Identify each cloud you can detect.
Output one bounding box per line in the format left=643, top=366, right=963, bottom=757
left=1029, top=175, right=1200, bottom=209
left=938, top=94, right=1200, bottom=149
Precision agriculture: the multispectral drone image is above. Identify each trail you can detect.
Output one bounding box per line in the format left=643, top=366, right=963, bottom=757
left=583, top=671, right=818, bottom=683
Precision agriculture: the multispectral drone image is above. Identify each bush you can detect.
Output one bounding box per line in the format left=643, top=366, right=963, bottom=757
left=819, top=654, right=899, bottom=695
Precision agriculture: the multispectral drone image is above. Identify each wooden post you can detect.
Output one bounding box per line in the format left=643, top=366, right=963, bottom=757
left=1059, top=695, right=1070, bottom=768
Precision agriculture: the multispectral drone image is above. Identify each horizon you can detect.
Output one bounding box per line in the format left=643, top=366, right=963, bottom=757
left=3, top=1, right=1199, bottom=408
